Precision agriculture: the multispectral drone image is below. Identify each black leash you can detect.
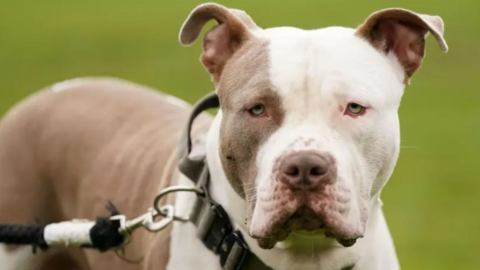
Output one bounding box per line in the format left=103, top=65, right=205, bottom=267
left=0, top=224, right=48, bottom=251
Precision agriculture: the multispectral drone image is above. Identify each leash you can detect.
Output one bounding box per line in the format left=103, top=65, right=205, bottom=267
left=0, top=92, right=354, bottom=270
left=0, top=203, right=125, bottom=253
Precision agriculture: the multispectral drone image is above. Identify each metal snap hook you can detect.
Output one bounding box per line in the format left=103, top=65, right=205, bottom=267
left=143, top=205, right=175, bottom=232
left=114, top=205, right=176, bottom=236
left=110, top=185, right=204, bottom=246
left=153, top=185, right=204, bottom=222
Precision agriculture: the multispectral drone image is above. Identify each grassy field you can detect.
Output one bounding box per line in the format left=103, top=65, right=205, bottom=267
left=0, top=0, right=479, bottom=269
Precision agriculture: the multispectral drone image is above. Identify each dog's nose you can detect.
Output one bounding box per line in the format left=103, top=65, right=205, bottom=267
left=279, top=151, right=331, bottom=189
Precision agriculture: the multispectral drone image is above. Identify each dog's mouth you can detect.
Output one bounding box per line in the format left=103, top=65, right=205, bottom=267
left=253, top=206, right=359, bottom=249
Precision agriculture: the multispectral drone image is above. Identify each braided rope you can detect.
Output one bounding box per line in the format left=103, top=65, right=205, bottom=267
left=0, top=224, right=48, bottom=249
left=0, top=204, right=125, bottom=252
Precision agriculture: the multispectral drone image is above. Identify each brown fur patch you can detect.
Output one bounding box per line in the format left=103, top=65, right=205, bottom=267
left=355, top=8, right=448, bottom=83
left=0, top=78, right=212, bottom=269
left=216, top=38, right=285, bottom=223
left=179, top=3, right=258, bottom=83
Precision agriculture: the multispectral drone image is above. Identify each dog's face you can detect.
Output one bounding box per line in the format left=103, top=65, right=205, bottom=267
left=181, top=4, right=447, bottom=249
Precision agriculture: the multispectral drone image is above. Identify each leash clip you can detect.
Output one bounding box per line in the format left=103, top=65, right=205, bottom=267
left=112, top=205, right=175, bottom=237
left=153, top=185, right=204, bottom=222
left=108, top=185, right=204, bottom=249
left=111, top=185, right=203, bottom=236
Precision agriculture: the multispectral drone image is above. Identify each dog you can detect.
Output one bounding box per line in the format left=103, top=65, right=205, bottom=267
left=0, top=3, right=447, bottom=270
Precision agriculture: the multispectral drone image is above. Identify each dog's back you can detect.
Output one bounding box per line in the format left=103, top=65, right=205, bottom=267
left=0, top=77, right=212, bottom=270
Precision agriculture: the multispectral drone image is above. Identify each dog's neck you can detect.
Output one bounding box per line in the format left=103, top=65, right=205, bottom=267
left=203, top=110, right=388, bottom=269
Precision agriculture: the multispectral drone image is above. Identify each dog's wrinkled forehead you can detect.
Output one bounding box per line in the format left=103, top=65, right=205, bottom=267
left=216, top=26, right=406, bottom=124
left=263, top=27, right=404, bottom=112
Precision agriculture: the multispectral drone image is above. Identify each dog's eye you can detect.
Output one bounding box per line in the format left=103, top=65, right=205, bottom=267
left=249, top=104, right=266, bottom=117
left=346, top=103, right=365, bottom=116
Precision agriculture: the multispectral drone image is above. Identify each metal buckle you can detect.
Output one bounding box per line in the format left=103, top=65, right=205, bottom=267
left=220, top=231, right=250, bottom=270
left=200, top=204, right=232, bottom=253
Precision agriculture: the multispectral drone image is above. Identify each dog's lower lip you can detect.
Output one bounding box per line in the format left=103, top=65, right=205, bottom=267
left=256, top=237, right=278, bottom=249
left=336, top=238, right=358, bottom=247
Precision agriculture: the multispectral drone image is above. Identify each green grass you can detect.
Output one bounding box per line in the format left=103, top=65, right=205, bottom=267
left=0, top=0, right=479, bottom=269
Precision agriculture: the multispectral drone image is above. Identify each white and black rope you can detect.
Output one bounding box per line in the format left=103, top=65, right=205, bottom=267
left=0, top=205, right=125, bottom=252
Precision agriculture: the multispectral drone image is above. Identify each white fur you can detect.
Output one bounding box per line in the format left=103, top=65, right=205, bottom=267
left=171, top=26, right=403, bottom=269
left=249, top=26, right=404, bottom=238
left=254, top=26, right=402, bottom=269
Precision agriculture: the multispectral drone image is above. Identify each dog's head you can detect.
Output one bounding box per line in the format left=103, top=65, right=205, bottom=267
left=180, top=3, right=447, bottom=249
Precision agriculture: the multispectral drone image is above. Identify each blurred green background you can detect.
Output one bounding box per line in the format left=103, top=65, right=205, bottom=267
left=0, top=0, right=478, bottom=269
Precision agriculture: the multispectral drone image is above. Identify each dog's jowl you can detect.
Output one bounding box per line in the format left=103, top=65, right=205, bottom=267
left=0, top=3, right=447, bottom=270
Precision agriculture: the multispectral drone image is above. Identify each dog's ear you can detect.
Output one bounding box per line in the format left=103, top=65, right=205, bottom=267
left=180, top=3, right=260, bottom=82
left=356, top=8, right=448, bottom=84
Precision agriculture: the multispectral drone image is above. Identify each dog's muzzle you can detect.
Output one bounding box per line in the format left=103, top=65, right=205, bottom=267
left=251, top=150, right=363, bottom=249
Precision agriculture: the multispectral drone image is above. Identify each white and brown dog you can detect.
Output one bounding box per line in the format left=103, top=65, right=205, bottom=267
left=0, top=3, right=447, bottom=270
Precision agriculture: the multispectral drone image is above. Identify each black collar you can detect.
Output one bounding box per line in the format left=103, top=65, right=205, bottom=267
left=176, top=92, right=354, bottom=270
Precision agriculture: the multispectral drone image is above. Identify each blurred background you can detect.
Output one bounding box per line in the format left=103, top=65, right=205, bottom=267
left=0, top=0, right=478, bottom=269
